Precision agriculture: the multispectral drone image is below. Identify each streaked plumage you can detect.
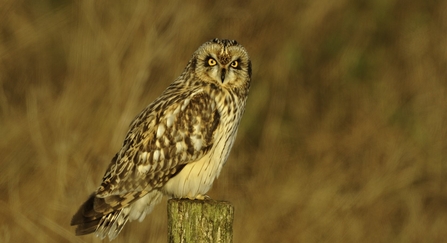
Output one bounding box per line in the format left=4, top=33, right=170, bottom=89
left=71, top=38, right=251, bottom=240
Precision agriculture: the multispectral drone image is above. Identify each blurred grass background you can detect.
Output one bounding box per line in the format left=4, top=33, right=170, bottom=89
left=1, top=0, right=446, bottom=242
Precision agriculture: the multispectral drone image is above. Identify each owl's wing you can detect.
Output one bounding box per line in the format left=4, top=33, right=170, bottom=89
left=93, top=91, right=220, bottom=214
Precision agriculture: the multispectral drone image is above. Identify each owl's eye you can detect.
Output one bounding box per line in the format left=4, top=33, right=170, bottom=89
left=230, top=60, right=239, bottom=68
left=207, top=58, right=217, bottom=66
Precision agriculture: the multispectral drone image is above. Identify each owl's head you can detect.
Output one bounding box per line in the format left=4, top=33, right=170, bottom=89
left=192, top=38, right=251, bottom=91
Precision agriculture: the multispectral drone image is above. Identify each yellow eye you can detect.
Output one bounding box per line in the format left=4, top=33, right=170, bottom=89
left=207, top=58, right=217, bottom=66
left=230, top=60, right=239, bottom=68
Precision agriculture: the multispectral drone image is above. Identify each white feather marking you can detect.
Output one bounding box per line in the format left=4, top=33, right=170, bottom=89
left=167, top=114, right=175, bottom=127
left=159, top=150, right=165, bottom=164
left=117, top=207, right=130, bottom=225
left=174, top=105, right=181, bottom=115
left=176, top=142, right=185, bottom=153
left=153, top=150, right=159, bottom=162
left=140, top=152, right=148, bottom=163
left=190, top=135, right=203, bottom=151
left=156, top=124, right=166, bottom=138
left=193, top=122, right=201, bottom=132
left=181, top=98, right=190, bottom=111
left=137, top=164, right=151, bottom=174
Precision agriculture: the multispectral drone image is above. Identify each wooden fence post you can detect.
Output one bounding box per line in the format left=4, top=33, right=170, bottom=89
left=167, top=199, right=234, bottom=243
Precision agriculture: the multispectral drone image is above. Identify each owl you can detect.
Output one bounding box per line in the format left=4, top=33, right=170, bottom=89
left=71, top=38, right=251, bottom=240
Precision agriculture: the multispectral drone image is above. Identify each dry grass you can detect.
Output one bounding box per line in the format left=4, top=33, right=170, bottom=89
left=1, top=0, right=447, bottom=242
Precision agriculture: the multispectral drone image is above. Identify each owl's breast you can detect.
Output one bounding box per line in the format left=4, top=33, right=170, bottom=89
left=161, top=123, right=233, bottom=198
left=161, top=90, right=245, bottom=198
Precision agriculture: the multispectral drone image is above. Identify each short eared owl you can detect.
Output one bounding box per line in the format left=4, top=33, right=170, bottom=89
left=71, top=39, right=251, bottom=240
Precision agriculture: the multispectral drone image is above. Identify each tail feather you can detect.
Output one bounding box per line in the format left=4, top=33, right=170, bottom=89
left=71, top=193, right=103, bottom=235
left=71, top=190, right=163, bottom=240
left=96, top=207, right=131, bottom=240
left=75, top=218, right=102, bottom=235
left=71, top=193, right=130, bottom=240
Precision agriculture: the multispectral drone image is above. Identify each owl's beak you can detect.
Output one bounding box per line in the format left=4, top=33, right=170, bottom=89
left=220, top=69, right=226, bottom=83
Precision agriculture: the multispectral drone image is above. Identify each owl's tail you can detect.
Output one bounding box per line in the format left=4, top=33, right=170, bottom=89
left=71, top=191, right=163, bottom=240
